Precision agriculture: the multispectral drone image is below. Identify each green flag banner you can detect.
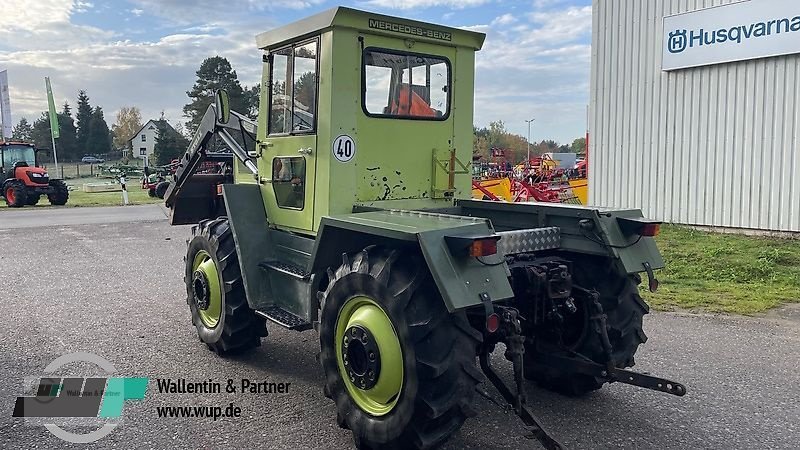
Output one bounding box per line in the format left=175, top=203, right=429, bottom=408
left=45, top=76, right=59, bottom=139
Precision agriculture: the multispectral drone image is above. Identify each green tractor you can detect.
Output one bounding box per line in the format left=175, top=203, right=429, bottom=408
left=165, top=7, right=684, bottom=449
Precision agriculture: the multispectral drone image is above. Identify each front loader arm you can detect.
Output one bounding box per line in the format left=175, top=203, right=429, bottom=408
left=164, top=104, right=259, bottom=225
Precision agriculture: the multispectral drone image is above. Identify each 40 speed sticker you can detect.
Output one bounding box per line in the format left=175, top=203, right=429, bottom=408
left=332, top=135, right=356, bottom=162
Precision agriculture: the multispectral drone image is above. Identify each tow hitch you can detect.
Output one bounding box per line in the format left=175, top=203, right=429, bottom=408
left=480, top=307, right=566, bottom=450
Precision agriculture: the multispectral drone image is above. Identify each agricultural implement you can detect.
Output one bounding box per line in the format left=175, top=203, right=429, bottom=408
left=164, top=7, right=685, bottom=449
left=0, top=141, right=68, bottom=207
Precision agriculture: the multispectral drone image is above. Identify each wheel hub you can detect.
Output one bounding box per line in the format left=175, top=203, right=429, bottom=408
left=192, top=270, right=211, bottom=310
left=342, top=325, right=381, bottom=390
left=191, top=250, right=222, bottom=328
left=335, top=296, right=403, bottom=416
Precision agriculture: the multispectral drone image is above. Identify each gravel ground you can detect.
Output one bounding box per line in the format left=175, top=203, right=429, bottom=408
left=1, top=218, right=798, bottom=449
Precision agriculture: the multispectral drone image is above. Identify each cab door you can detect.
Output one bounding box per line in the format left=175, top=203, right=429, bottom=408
left=260, top=38, right=319, bottom=232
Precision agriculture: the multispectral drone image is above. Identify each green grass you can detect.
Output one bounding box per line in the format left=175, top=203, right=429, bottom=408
left=644, top=225, right=800, bottom=315
left=0, top=178, right=162, bottom=209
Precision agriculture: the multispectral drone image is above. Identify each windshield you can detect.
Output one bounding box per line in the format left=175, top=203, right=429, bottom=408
left=1, top=145, right=36, bottom=168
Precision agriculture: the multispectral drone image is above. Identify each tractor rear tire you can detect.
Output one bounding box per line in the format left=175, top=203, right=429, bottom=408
left=524, top=258, right=649, bottom=396
left=319, top=247, right=482, bottom=449
left=185, top=218, right=266, bottom=354
left=4, top=181, right=28, bottom=208
left=148, top=188, right=156, bottom=198
left=47, top=180, right=69, bottom=206
left=155, top=181, right=169, bottom=199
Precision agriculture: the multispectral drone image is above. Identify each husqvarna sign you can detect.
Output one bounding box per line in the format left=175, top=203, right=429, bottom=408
left=663, top=0, right=800, bottom=71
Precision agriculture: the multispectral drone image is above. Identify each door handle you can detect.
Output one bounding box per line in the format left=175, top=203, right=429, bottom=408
left=298, top=147, right=313, bottom=155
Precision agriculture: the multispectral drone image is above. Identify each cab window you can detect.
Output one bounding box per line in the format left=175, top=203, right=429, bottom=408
left=268, top=39, right=319, bottom=135
left=272, top=157, right=305, bottom=209
left=363, top=48, right=450, bottom=120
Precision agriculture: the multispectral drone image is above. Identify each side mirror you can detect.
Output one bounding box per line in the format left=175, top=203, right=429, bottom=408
left=215, top=89, right=231, bottom=125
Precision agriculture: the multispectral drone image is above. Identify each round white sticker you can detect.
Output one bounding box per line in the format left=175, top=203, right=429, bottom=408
left=332, top=135, right=356, bottom=162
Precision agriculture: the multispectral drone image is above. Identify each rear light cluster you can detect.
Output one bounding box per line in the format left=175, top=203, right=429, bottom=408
left=640, top=223, right=661, bottom=237
left=469, top=238, right=498, bottom=257
left=616, top=217, right=662, bottom=237
left=444, top=235, right=501, bottom=258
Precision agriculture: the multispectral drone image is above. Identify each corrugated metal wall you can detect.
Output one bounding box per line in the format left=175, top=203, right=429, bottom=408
left=589, top=0, right=800, bottom=232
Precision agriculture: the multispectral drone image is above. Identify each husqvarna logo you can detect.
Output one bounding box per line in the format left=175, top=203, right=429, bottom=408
left=668, top=29, right=688, bottom=53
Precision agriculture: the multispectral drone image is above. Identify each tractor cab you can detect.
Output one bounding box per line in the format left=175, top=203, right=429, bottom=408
left=0, top=141, right=37, bottom=180
left=245, top=7, right=484, bottom=233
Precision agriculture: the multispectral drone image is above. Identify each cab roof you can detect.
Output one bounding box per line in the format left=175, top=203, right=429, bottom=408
left=255, top=6, right=485, bottom=51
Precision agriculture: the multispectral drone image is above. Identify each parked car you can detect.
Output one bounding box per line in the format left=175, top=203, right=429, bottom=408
left=81, top=156, right=105, bottom=164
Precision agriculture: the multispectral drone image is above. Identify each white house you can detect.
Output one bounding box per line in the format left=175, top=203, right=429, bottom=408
left=129, top=119, right=176, bottom=162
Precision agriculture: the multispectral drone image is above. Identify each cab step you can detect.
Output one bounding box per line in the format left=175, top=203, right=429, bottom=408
left=255, top=306, right=312, bottom=331
left=258, top=260, right=310, bottom=280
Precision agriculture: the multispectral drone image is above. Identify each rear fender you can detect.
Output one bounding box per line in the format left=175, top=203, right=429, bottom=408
left=310, top=210, right=514, bottom=312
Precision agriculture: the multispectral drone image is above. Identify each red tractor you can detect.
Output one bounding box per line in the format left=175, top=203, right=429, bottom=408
left=1, top=141, right=69, bottom=207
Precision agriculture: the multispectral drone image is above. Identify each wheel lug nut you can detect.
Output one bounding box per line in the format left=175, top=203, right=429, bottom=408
left=368, top=352, right=375, bottom=361
left=368, top=370, right=375, bottom=380
left=361, top=335, right=368, bottom=344
left=351, top=329, right=358, bottom=337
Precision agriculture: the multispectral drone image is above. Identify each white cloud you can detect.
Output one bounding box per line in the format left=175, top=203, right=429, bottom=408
left=128, top=0, right=325, bottom=24
left=364, top=0, right=490, bottom=10
left=491, top=13, right=517, bottom=26
left=467, top=5, right=593, bottom=143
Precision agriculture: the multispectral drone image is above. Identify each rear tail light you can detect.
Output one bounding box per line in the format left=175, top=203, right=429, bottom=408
left=469, top=238, right=498, bottom=257
left=640, top=223, right=661, bottom=237
left=617, top=217, right=662, bottom=238
left=444, top=235, right=501, bottom=257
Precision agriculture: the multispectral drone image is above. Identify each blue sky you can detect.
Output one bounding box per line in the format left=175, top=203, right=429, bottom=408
left=0, top=0, right=592, bottom=144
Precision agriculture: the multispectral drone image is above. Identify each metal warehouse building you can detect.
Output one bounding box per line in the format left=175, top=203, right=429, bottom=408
left=589, top=0, right=800, bottom=232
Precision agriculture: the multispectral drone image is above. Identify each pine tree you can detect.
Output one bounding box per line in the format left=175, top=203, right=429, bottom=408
left=31, top=113, right=52, bottom=150
left=11, top=117, right=33, bottom=142
left=153, top=119, right=189, bottom=165
left=75, top=90, right=93, bottom=151
left=183, top=56, right=248, bottom=133
left=86, top=106, right=112, bottom=155
left=58, top=102, right=78, bottom=161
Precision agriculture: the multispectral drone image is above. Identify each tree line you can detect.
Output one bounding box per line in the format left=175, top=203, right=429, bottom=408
left=10, top=91, right=115, bottom=162
left=474, top=121, right=586, bottom=163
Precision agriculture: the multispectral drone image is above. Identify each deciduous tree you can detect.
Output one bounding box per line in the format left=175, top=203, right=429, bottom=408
left=112, top=106, right=143, bottom=151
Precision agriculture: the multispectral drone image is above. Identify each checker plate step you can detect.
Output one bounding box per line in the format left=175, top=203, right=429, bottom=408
left=255, top=306, right=311, bottom=331
left=259, top=260, right=310, bottom=280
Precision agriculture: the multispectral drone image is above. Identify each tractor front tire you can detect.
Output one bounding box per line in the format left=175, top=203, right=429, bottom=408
left=4, top=181, right=28, bottom=208
left=148, top=188, right=156, bottom=198
left=524, top=258, right=649, bottom=396
left=319, top=247, right=482, bottom=449
left=185, top=218, right=266, bottom=354
left=155, top=181, right=170, bottom=199
left=47, top=180, right=69, bottom=206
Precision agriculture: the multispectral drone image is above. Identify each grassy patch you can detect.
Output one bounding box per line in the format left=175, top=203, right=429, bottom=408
left=0, top=178, right=162, bottom=209
left=643, top=225, right=800, bottom=315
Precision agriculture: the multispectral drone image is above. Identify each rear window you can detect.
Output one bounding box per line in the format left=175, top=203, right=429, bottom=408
left=362, top=48, right=450, bottom=120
